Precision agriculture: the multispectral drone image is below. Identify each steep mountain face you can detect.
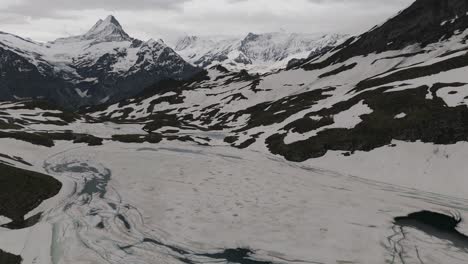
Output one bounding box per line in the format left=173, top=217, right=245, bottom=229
left=79, top=15, right=131, bottom=42
left=88, top=0, right=468, bottom=163
left=174, top=32, right=346, bottom=73
left=0, top=16, right=200, bottom=107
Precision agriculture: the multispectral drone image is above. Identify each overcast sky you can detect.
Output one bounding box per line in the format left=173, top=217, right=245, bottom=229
left=0, top=0, right=414, bottom=44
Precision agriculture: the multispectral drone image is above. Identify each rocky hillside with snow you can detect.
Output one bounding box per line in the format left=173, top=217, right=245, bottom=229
left=0, top=16, right=200, bottom=108
left=87, top=0, right=468, bottom=163
left=174, top=32, right=346, bottom=73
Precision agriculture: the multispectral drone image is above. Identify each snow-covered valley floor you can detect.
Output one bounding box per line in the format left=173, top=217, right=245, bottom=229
left=1, top=139, right=468, bottom=264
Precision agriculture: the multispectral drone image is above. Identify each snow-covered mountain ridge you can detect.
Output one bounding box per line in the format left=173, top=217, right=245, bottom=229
left=174, top=32, right=347, bottom=73
left=0, top=15, right=200, bottom=107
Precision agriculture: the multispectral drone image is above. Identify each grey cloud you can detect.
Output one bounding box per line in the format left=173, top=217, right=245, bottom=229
left=1, top=0, right=189, bottom=19
left=0, top=0, right=415, bottom=43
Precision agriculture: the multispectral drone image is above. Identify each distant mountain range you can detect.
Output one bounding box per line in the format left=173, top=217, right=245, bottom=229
left=174, top=32, right=347, bottom=73
left=0, top=15, right=199, bottom=107
left=0, top=16, right=347, bottom=107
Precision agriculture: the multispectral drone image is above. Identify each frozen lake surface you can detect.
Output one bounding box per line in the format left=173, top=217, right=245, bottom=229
left=1, top=140, right=468, bottom=264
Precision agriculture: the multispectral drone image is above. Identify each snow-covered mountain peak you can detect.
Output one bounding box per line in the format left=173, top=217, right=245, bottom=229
left=0, top=15, right=200, bottom=107
left=88, top=15, right=123, bottom=33
left=174, top=32, right=348, bottom=73
left=174, top=36, right=199, bottom=50
left=51, top=15, right=131, bottom=44
left=104, top=15, right=121, bottom=26
left=82, top=15, right=131, bottom=42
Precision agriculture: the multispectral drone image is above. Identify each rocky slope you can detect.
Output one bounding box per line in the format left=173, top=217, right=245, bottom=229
left=84, top=0, right=468, bottom=162
left=174, top=32, right=346, bottom=73
left=0, top=16, right=200, bottom=108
